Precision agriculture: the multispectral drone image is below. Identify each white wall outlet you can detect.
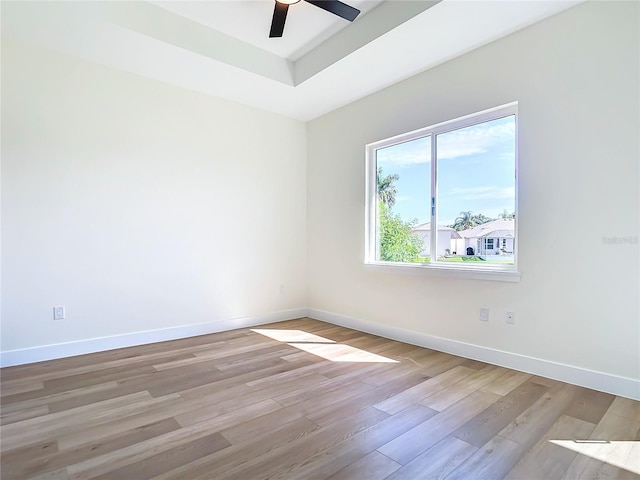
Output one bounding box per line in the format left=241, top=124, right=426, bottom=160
left=506, top=311, right=515, bottom=324
left=279, top=284, right=285, bottom=295
left=53, top=306, right=65, bottom=320
left=479, top=308, right=489, bottom=321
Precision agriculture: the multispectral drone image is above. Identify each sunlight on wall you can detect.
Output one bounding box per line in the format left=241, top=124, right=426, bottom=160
left=251, top=329, right=398, bottom=363
left=550, top=440, right=640, bottom=475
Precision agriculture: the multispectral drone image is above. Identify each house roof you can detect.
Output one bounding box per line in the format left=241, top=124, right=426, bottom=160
left=459, top=218, right=515, bottom=239
left=412, top=223, right=462, bottom=239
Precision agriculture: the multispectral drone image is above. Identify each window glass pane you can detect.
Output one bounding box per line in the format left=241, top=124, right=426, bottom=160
left=375, top=137, right=431, bottom=262
left=436, top=115, right=516, bottom=265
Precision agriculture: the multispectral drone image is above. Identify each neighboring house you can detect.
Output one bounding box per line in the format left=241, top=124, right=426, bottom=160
left=455, top=218, right=515, bottom=256
left=412, top=223, right=461, bottom=257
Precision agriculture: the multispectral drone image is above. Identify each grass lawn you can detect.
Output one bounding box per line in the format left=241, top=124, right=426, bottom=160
left=412, top=255, right=484, bottom=263
left=411, top=255, right=514, bottom=264
left=442, top=256, right=485, bottom=262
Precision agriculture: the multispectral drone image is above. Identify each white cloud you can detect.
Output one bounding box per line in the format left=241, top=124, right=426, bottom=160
left=448, top=186, right=515, bottom=200
left=377, top=138, right=431, bottom=167
left=376, top=118, right=515, bottom=168
left=438, top=121, right=515, bottom=160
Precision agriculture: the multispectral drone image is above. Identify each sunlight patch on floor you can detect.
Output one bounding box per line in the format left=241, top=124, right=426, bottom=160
left=550, top=440, right=640, bottom=474
left=251, top=329, right=398, bottom=363
left=288, top=342, right=399, bottom=363
left=251, top=329, right=335, bottom=344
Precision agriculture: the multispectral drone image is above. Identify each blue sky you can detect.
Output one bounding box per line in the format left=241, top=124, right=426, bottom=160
left=377, top=115, right=516, bottom=226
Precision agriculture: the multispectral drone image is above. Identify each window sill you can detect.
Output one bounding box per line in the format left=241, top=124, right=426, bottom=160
left=364, top=261, right=521, bottom=282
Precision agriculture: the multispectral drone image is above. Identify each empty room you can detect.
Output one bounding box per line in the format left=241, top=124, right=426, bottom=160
left=1, top=0, right=639, bottom=479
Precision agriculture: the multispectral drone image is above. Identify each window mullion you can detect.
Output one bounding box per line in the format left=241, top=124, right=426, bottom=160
left=366, top=102, right=517, bottom=274
left=430, top=134, right=437, bottom=264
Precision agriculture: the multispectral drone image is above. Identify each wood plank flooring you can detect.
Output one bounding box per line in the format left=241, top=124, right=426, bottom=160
left=1, top=318, right=638, bottom=479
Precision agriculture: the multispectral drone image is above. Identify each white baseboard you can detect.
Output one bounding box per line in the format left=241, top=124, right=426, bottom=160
left=3, top=306, right=638, bottom=401
left=0, top=308, right=309, bottom=368
left=308, top=308, right=640, bottom=401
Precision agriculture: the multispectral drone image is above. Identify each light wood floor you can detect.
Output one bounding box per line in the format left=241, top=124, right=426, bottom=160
left=1, top=318, right=638, bottom=480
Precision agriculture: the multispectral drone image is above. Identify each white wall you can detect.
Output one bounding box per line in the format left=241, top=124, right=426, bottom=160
left=2, top=2, right=638, bottom=395
left=1, top=40, right=307, bottom=352
left=307, top=2, right=639, bottom=381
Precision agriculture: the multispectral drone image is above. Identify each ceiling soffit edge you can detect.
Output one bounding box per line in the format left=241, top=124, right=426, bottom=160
left=107, top=2, right=294, bottom=86
left=106, top=1, right=441, bottom=88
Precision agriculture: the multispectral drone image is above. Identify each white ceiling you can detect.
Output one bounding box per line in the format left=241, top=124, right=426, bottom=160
left=152, top=0, right=385, bottom=60
left=1, top=0, right=583, bottom=121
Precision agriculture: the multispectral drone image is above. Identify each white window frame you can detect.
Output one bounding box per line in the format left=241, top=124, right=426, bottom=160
left=364, top=103, right=520, bottom=282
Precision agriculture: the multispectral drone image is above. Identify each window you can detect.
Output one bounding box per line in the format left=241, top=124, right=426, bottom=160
left=365, top=103, right=518, bottom=279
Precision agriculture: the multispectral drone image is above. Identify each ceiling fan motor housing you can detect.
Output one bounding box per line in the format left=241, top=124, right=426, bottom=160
left=269, top=0, right=361, bottom=38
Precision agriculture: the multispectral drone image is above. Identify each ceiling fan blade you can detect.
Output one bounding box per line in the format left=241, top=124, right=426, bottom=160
left=269, top=1, right=289, bottom=38
left=305, top=0, right=360, bottom=22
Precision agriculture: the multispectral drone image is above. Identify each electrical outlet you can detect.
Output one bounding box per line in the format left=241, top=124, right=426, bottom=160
left=479, top=308, right=489, bottom=321
left=53, top=306, right=65, bottom=320
left=506, top=311, right=515, bottom=324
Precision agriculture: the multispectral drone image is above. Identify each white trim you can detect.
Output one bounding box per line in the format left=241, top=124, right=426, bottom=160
left=364, top=262, right=521, bottom=283
left=307, top=308, right=640, bottom=401
left=364, top=143, right=377, bottom=263
left=430, top=132, right=437, bottom=259
left=0, top=308, right=309, bottom=368
left=4, top=306, right=637, bottom=400
left=365, top=102, right=519, bottom=276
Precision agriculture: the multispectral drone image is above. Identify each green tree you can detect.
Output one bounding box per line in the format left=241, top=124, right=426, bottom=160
left=498, top=209, right=515, bottom=219
left=377, top=167, right=399, bottom=208
left=452, top=211, right=474, bottom=231
left=472, top=213, right=494, bottom=225
left=451, top=211, right=494, bottom=231
left=378, top=201, right=424, bottom=262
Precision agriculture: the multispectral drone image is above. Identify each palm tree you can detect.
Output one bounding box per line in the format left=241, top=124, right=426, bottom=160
left=498, top=209, right=515, bottom=219
left=452, top=211, right=474, bottom=231
left=472, top=213, right=494, bottom=225
left=452, top=211, right=495, bottom=231
left=377, top=167, right=399, bottom=208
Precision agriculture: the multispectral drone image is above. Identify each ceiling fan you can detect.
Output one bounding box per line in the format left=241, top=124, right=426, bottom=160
left=269, top=0, right=361, bottom=38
